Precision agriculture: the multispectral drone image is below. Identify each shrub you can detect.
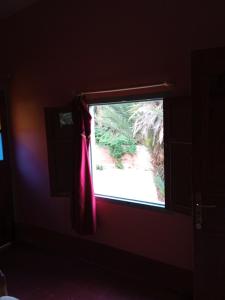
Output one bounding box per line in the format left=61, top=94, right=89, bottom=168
left=153, top=174, right=165, bottom=201
left=95, top=127, right=136, bottom=160
left=96, top=164, right=104, bottom=170
left=115, top=160, right=124, bottom=169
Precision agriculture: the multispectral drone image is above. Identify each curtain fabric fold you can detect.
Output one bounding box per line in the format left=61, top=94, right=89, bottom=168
left=71, top=96, right=96, bottom=235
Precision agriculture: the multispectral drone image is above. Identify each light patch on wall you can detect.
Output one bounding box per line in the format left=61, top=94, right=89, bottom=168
left=0, top=133, right=4, bottom=160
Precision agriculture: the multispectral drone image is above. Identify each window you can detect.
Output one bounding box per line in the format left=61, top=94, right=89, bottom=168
left=44, top=95, right=192, bottom=215
left=89, top=98, right=165, bottom=207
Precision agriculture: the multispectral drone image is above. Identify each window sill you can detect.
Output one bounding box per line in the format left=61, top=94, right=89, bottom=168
left=95, top=194, right=174, bottom=213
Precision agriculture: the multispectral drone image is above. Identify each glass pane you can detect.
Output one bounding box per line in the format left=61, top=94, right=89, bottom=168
left=90, top=99, right=165, bottom=207
left=0, top=132, right=4, bottom=160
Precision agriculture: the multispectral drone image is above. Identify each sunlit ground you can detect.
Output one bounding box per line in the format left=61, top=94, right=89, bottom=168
left=93, top=169, right=164, bottom=205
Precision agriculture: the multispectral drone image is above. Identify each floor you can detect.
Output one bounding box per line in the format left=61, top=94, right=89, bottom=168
left=0, top=245, right=191, bottom=300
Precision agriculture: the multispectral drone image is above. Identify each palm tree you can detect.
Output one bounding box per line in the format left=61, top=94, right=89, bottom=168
left=130, top=100, right=163, bottom=146
left=130, top=100, right=164, bottom=199
left=95, top=103, right=134, bottom=139
left=94, top=103, right=136, bottom=166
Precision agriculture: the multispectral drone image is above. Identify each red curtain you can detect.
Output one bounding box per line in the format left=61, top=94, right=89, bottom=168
left=71, top=96, right=96, bottom=234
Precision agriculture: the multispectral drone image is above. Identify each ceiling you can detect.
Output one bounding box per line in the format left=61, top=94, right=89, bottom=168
left=0, top=0, right=39, bottom=19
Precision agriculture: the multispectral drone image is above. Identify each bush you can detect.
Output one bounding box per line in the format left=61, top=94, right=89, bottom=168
left=115, top=160, right=124, bottom=169
left=153, top=175, right=165, bottom=201
left=95, top=127, right=136, bottom=160
left=96, top=164, right=104, bottom=170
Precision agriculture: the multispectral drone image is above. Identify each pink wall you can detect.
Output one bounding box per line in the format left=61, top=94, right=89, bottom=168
left=0, top=20, right=9, bottom=79
left=2, top=0, right=225, bottom=270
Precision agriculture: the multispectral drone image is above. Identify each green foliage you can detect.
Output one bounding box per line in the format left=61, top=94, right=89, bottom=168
left=115, top=160, right=124, bottom=169
left=95, top=128, right=111, bottom=144
left=130, top=100, right=164, bottom=191
left=93, top=101, right=165, bottom=201
left=96, top=164, right=104, bottom=170
left=95, top=103, right=134, bottom=139
left=95, top=127, right=136, bottom=160
left=130, top=100, right=163, bottom=146
left=94, top=104, right=137, bottom=166
left=153, top=175, right=165, bottom=201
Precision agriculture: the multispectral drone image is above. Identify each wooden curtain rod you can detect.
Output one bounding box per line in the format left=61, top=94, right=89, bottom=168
left=77, top=82, right=173, bottom=96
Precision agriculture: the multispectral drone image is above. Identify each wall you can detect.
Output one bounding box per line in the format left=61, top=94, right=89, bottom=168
left=2, top=0, right=225, bottom=270
left=0, top=20, right=8, bottom=80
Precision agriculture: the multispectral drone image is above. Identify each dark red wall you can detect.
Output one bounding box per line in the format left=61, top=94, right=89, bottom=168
left=2, top=0, right=225, bottom=270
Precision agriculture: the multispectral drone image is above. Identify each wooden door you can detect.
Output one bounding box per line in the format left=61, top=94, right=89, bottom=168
left=192, top=47, right=225, bottom=299
left=0, top=89, right=14, bottom=247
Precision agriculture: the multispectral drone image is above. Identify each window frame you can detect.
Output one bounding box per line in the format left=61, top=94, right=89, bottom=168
left=44, top=92, right=192, bottom=215
left=87, top=93, right=172, bottom=211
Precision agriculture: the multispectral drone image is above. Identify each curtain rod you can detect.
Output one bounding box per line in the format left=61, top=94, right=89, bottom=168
left=77, top=82, right=173, bottom=97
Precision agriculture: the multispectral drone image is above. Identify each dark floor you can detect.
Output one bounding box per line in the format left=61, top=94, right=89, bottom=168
left=0, top=245, right=190, bottom=300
